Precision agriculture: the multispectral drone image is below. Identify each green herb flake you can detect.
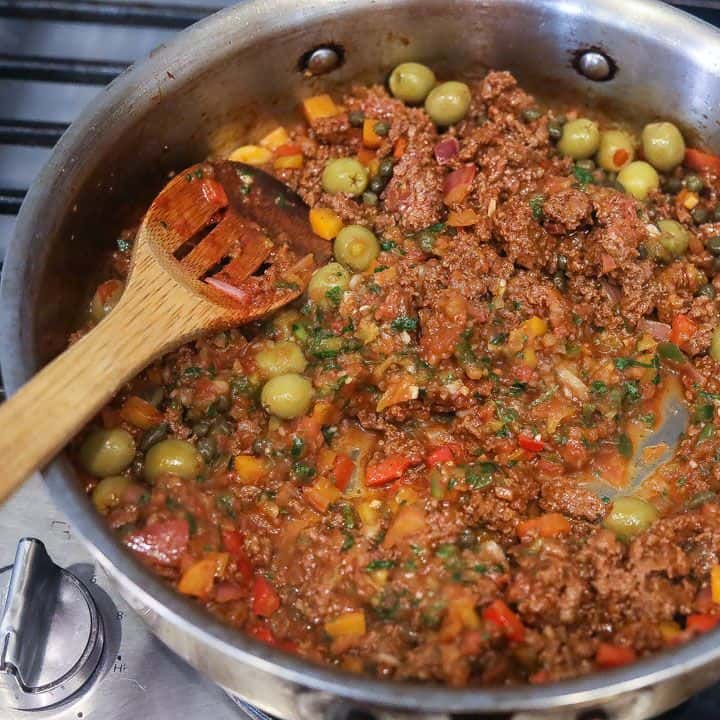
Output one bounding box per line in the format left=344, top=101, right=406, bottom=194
left=391, top=316, right=418, bottom=332
left=291, top=436, right=305, bottom=458
left=366, top=559, right=396, bottom=572
left=572, top=163, right=595, bottom=188
left=529, top=194, right=545, bottom=221
left=183, top=366, right=203, bottom=378
left=380, top=239, right=396, bottom=251
left=618, top=433, right=633, bottom=459
left=341, top=533, right=355, bottom=552
left=325, top=285, right=343, bottom=308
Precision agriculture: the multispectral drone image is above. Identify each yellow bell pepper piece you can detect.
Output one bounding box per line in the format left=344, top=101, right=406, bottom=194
left=309, top=208, right=344, bottom=240
left=302, top=94, right=339, bottom=123
left=234, top=455, right=266, bottom=483
left=274, top=154, right=304, bottom=170
left=357, top=500, right=378, bottom=526
left=228, top=145, right=272, bottom=166
left=259, top=126, right=290, bottom=151
left=658, top=620, right=682, bottom=642
left=711, top=564, right=720, bottom=604
left=522, top=316, right=548, bottom=338
left=304, top=477, right=342, bottom=513
left=362, top=118, right=383, bottom=149
left=324, top=611, right=366, bottom=638
left=177, top=552, right=229, bottom=598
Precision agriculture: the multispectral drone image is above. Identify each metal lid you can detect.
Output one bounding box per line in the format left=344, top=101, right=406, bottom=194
left=0, top=538, right=104, bottom=710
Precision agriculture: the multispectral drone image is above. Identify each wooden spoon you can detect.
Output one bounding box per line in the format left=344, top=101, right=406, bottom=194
left=0, top=161, right=331, bottom=502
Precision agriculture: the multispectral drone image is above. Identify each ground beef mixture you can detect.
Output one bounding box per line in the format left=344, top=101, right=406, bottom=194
left=74, top=69, right=720, bottom=686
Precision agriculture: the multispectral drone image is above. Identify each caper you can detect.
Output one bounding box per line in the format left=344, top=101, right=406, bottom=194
left=374, top=121, right=390, bottom=137
left=92, top=475, right=132, bottom=513
left=211, top=418, right=235, bottom=436
left=604, top=496, right=658, bottom=539
left=697, top=283, right=716, bottom=299
left=388, top=62, right=436, bottom=103
left=334, top=225, right=380, bottom=271
left=378, top=157, right=395, bottom=178
left=457, top=528, right=477, bottom=549
left=711, top=326, right=720, bottom=362
left=664, top=176, right=683, bottom=194
left=685, top=174, right=704, bottom=193
left=139, top=422, right=169, bottom=451
left=307, top=262, right=351, bottom=308
left=714, top=207, right=720, bottom=221
left=657, top=219, right=690, bottom=257
left=322, top=157, right=369, bottom=195
left=144, top=439, right=203, bottom=483
left=214, top=394, right=231, bottom=413
left=362, top=191, right=378, bottom=206
left=192, top=420, right=210, bottom=438
left=692, top=207, right=710, bottom=225
left=197, top=436, right=217, bottom=463
left=425, top=81, right=472, bottom=125
left=348, top=110, right=365, bottom=127
left=641, top=121, right=686, bottom=172
left=522, top=108, right=541, bottom=123
left=553, top=271, right=568, bottom=292
left=80, top=429, right=136, bottom=477
left=261, top=373, right=314, bottom=419
left=557, top=254, right=568, bottom=271
left=557, top=118, right=600, bottom=160
left=369, top=176, right=386, bottom=194
left=617, top=161, right=659, bottom=200
left=548, top=120, right=563, bottom=141
left=707, top=236, right=720, bottom=256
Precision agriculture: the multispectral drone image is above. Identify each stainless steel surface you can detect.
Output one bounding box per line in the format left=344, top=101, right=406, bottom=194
left=0, top=538, right=104, bottom=710
left=0, top=474, right=249, bottom=720
left=576, top=50, right=613, bottom=81
left=5, top=0, right=720, bottom=717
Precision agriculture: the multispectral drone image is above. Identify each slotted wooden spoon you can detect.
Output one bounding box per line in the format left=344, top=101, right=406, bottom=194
left=0, top=161, right=330, bottom=502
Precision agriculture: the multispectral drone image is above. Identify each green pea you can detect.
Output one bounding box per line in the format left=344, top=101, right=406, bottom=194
left=641, top=121, right=686, bottom=172
left=255, top=341, right=307, bottom=378
left=322, top=158, right=369, bottom=195
left=92, top=475, right=131, bottom=513
left=708, top=236, right=720, bottom=256
left=144, top=439, right=203, bottom=483
left=334, top=225, right=380, bottom=271
left=596, top=129, right=635, bottom=172
left=388, top=62, right=436, bottom=103
left=711, top=326, right=720, bottom=362
left=604, top=496, right=658, bottom=539
left=657, top=219, right=690, bottom=257
left=617, top=161, right=659, bottom=200
left=307, top=262, right=351, bottom=308
left=557, top=118, right=600, bottom=160
left=685, top=174, right=704, bottom=193
left=261, top=373, right=313, bottom=419
left=80, top=429, right=136, bottom=477
left=424, top=81, right=471, bottom=126
left=348, top=110, right=365, bottom=127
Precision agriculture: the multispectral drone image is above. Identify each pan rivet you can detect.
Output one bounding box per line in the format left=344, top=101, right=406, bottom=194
left=301, top=46, right=342, bottom=76
left=577, top=50, right=612, bottom=81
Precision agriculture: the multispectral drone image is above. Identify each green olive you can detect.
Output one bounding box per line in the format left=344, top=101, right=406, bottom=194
left=334, top=225, right=380, bottom=271
left=92, top=475, right=131, bottom=513
left=596, top=130, right=635, bottom=172
left=255, top=341, right=307, bottom=378
left=80, top=429, right=136, bottom=477
left=617, top=161, right=659, bottom=200
left=641, top=122, right=686, bottom=172
left=388, top=62, right=436, bottom=103
left=307, top=262, right=351, bottom=308
left=89, top=279, right=124, bottom=323
left=322, top=158, right=369, bottom=195
left=144, top=438, right=203, bottom=483
left=711, top=326, right=720, bottom=362
left=261, top=373, right=313, bottom=419
left=424, top=81, right=471, bottom=126
left=557, top=118, right=600, bottom=160
left=604, top=496, right=658, bottom=539
left=657, top=219, right=690, bottom=257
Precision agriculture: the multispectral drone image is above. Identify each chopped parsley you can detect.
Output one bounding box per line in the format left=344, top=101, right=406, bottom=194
left=366, top=559, right=396, bottom=572
left=391, top=316, right=418, bottom=332
left=529, top=194, right=545, bottom=221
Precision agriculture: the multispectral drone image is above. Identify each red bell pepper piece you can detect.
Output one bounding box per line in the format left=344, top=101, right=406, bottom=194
left=669, top=314, right=698, bottom=346
left=221, top=529, right=254, bottom=582
left=518, top=433, right=545, bottom=453
left=249, top=624, right=277, bottom=645
left=214, top=581, right=245, bottom=603
left=251, top=576, right=280, bottom=617
left=686, top=613, right=720, bottom=633
left=332, top=454, right=355, bottom=491
left=274, top=143, right=303, bottom=158
left=425, top=445, right=455, bottom=467
left=685, top=147, right=720, bottom=175
left=365, top=454, right=413, bottom=487
left=595, top=642, right=637, bottom=668
left=482, top=599, right=525, bottom=642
